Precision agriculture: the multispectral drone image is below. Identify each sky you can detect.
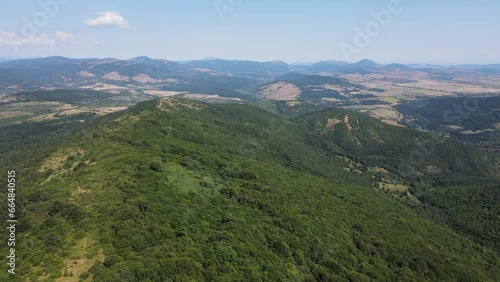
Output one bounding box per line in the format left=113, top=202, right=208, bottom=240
left=0, top=0, right=499, bottom=64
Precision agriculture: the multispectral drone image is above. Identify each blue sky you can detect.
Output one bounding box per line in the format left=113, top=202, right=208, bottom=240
left=0, top=0, right=499, bottom=64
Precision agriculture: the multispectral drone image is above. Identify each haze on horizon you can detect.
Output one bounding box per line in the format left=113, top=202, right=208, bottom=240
left=0, top=0, right=499, bottom=65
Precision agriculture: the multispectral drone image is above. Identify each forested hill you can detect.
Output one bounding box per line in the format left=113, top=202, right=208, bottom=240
left=0, top=98, right=498, bottom=281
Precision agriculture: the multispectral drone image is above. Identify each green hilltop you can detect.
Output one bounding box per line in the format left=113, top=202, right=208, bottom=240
left=0, top=98, right=499, bottom=281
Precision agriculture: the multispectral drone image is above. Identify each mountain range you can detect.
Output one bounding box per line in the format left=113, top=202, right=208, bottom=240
left=1, top=56, right=500, bottom=106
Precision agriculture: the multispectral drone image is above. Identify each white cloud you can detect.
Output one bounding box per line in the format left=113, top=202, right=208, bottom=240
left=0, top=30, right=55, bottom=47
left=0, top=30, right=21, bottom=46
left=85, top=11, right=129, bottom=28
left=0, top=30, right=97, bottom=54
left=55, top=31, right=99, bottom=46
left=56, top=31, right=75, bottom=41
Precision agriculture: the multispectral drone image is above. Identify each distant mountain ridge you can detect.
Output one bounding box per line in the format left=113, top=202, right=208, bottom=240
left=1, top=56, right=499, bottom=102
left=2, top=56, right=499, bottom=72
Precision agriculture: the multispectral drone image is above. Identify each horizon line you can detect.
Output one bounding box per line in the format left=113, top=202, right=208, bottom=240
left=1, top=55, right=499, bottom=66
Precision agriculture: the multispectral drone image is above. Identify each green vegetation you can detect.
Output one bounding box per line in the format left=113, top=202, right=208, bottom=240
left=262, top=73, right=363, bottom=102
left=418, top=182, right=500, bottom=251
left=10, top=90, right=114, bottom=104
left=273, top=73, right=360, bottom=88
left=0, top=98, right=499, bottom=281
left=396, top=96, right=500, bottom=156
left=0, top=89, right=152, bottom=126
left=9, top=89, right=149, bottom=107
left=160, top=75, right=260, bottom=100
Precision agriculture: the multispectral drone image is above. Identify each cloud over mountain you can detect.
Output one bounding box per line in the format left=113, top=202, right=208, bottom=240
left=56, top=31, right=75, bottom=41
left=85, top=11, right=129, bottom=28
left=0, top=30, right=55, bottom=47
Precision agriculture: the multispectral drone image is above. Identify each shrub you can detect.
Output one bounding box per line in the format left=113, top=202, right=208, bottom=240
left=149, top=160, right=164, bottom=172
left=80, top=272, right=90, bottom=279
left=200, top=177, right=215, bottom=188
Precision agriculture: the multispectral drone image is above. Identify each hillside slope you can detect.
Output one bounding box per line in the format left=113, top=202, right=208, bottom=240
left=0, top=98, right=498, bottom=281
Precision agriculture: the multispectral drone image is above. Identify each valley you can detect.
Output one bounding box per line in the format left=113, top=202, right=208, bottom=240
left=1, top=57, right=500, bottom=129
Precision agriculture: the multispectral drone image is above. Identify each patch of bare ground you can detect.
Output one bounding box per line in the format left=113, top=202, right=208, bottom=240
left=285, top=101, right=302, bottom=106
left=379, top=183, right=408, bottom=192
left=182, top=94, right=242, bottom=101
left=193, top=68, right=226, bottom=76
left=446, top=125, right=464, bottom=130
left=326, top=118, right=342, bottom=130
left=453, top=75, right=500, bottom=87
left=80, top=83, right=129, bottom=93
left=461, top=129, right=495, bottom=134
left=92, top=107, right=128, bottom=116
left=322, top=115, right=361, bottom=145
left=161, top=78, right=181, bottom=84
left=321, top=84, right=353, bottom=98
left=132, top=74, right=157, bottom=83
left=28, top=113, right=59, bottom=121
left=398, top=80, right=500, bottom=94
left=259, top=82, right=301, bottom=101
left=39, top=149, right=85, bottom=184
left=0, top=94, right=17, bottom=103
left=0, top=110, right=32, bottom=119
left=321, top=98, right=341, bottom=102
left=426, top=165, right=441, bottom=174
left=69, top=185, right=93, bottom=208
left=102, top=72, right=130, bottom=81
left=341, top=104, right=404, bottom=127
left=143, top=90, right=185, bottom=97
left=324, top=115, right=355, bottom=132
left=7, top=101, right=62, bottom=108
left=6, top=85, right=20, bottom=91
left=0, top=102, right=66, bottom=121
left=157, top=98, right=204, bottom=112
left=344, top=115, right=352, bottom=131
left=53, top=103, right=78, bottom=111
left=321, top=84, right=347, bottom=92
left=57, top=108, right=91, bottom=116
left=369, top=167, right=389, bottom=173
left=56, top=238, right=105, bottom=282
left=341, top=71, right=500, bottom=98
left=78, top=71, right=95, bottom=77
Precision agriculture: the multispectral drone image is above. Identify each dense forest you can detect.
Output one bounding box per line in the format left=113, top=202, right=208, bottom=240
left=0, top=98, right=498, bottom=281
left=396, top=96, right=500, bottom=156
